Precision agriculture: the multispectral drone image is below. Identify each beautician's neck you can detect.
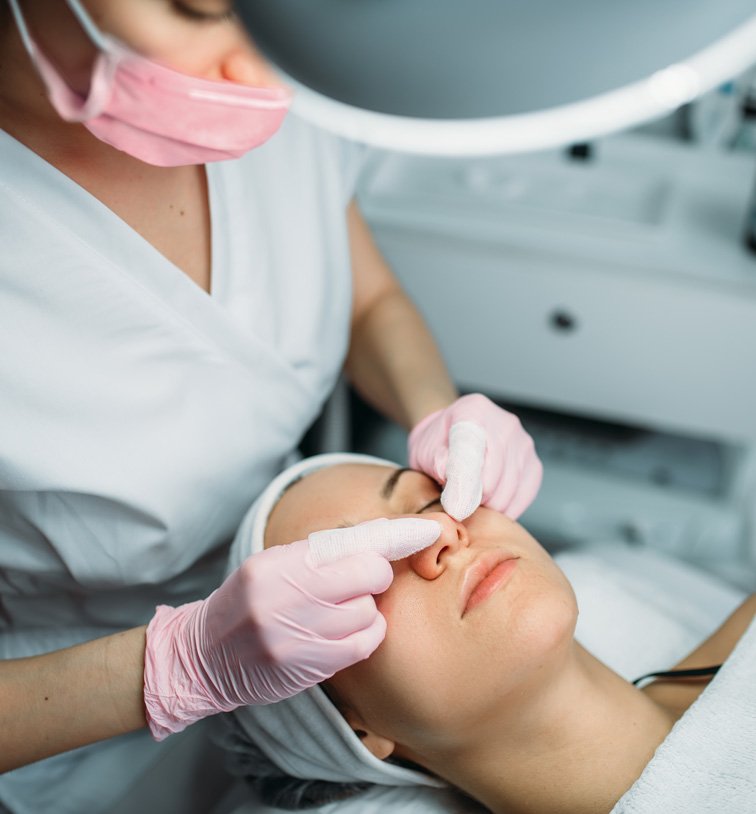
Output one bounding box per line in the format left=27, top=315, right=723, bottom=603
left=420, top=643, right=675, bottom=814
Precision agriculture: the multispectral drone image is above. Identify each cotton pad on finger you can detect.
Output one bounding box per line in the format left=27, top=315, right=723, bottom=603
left=308, top=517, right=441, bottom=567
left=440, top=420, right=486, bottom=520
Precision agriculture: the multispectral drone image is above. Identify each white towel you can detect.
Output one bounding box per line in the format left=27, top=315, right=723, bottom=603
left=612, top=615, right=756, bottom=813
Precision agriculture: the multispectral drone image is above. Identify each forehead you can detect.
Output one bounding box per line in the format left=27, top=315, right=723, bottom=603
left=265, top=463, right=397, bottom=549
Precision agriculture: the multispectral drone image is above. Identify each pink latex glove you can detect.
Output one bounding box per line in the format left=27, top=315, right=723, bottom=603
left=408, top=393, right=542, bottom=521
left=143, top=517, right=440, bottom=740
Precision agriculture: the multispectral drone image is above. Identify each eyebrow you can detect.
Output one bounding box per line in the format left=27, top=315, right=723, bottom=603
left=380, top=467, right=412, bottom=500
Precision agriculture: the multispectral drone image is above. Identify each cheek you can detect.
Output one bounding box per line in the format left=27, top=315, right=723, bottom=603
left=344, top=630, right=465, bottom=748
left=367, top=580, right=483, bottom=736
left=376, top=580, right=453, bottom=697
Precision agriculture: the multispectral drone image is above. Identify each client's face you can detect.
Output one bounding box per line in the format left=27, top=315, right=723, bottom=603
left=265, top=464, right=577, bottom=758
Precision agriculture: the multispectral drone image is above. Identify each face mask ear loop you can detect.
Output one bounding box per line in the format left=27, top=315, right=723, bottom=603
left=63, top=0, right=110, bottom=50
left=6, top=0, right=40, bottom=62
left=5, top=0, right=116, bottom=122
left=6, top=0, right=107, bottom=56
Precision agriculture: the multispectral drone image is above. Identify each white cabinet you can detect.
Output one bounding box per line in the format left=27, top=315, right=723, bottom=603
left=359, top=134, right=756, bottom=443
left=368, top=225, right=756, bottom=444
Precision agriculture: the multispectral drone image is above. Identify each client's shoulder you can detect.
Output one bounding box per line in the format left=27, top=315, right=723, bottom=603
left=643, top=593, right=756, bottom=719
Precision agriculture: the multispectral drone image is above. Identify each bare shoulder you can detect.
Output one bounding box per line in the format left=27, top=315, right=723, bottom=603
left=641, top=593, right=756, bottom=717
left=684, top=593, right=756, bottom=667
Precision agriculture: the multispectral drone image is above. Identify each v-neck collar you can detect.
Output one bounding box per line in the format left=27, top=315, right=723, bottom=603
left=0, top=129, right=222, bottom=296
left=0, top=129, right=308, bottom=392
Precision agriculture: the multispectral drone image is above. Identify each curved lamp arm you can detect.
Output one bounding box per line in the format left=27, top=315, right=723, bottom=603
left=235, top=0, right=756, bottom=156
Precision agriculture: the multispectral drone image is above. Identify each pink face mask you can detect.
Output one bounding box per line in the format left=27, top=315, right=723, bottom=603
left=7, top=0, right=292, bottom=166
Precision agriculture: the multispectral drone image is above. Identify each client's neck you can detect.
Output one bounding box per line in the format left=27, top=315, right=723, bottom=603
left=415, top=642, right=676, bottom=814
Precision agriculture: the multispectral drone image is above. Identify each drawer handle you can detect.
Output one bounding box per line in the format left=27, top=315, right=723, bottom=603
left=549, top=309, right=578, bottom=333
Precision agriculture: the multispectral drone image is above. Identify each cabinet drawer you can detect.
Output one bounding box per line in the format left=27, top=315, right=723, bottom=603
left=372, top=224, right=756, bottom=443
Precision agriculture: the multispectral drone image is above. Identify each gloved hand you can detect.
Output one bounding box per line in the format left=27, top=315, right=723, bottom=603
left=143, top=517, right=440, bottom=740
left=408, top=393, right=542, bottom=521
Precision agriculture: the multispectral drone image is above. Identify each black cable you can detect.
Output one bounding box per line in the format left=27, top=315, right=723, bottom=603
left=631, top=665, right=722, bottom=687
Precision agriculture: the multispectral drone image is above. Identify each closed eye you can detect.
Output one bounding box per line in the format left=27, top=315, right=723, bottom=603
left=418, top=497, right=442, bottom=514
left=172, top=1, right=234, bottom=22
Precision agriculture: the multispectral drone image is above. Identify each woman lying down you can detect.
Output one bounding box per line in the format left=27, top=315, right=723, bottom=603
left=219, top=453, right=756, bottom=814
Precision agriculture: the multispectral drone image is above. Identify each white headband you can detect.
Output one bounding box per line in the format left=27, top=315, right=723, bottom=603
left=226, top=453, right=445, bottom=789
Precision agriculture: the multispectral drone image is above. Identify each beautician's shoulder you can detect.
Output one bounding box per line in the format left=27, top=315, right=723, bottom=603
left=643, top=593, right=756, bottom=717
left=285, top=112, right=368, bottom=198
left=233, top=112, right=367, bottom=203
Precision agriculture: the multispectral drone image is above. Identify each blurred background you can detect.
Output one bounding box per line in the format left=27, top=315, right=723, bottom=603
left=305, top=67, right=756, bottom=590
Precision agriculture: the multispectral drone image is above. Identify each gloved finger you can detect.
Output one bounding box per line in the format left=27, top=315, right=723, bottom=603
left=308, top=517, right=441, bottom=567
left=302, top=550, right=394, bottom=604
left=314, top=594, right=381, bottom=641
left=440, top=421, right=487, bottom=520
left=480, top=453, right=519, bottom=515
left=498, top=455, right=543, bottom=519
left=320, top=611, right=388, bottom=674
left=480, top=431, right=539, bottom=512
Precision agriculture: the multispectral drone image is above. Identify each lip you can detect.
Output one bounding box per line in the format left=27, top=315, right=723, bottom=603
left=459, top=551, right=520, bottom=617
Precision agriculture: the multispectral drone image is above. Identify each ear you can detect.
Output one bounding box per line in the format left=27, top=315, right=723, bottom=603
left=342, top=708, right=396, bottom=761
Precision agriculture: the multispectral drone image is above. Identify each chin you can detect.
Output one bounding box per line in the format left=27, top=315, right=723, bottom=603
left=507, top=574, right=579, bottom=663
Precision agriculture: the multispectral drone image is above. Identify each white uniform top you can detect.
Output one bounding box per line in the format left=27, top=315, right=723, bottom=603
left=0, top=115, right=362, bottom=813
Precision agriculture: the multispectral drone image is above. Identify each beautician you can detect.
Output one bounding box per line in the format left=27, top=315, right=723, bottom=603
left=0, top=1, right=541, bottom=810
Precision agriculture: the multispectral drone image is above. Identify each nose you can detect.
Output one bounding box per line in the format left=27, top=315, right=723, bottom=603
left=408, top=512, right=469, bottom=580
left=220, top=45, right=281, bottom=87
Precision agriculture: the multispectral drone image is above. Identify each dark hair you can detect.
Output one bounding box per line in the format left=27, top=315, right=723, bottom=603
left=213, top=713, right=371, bottom=810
